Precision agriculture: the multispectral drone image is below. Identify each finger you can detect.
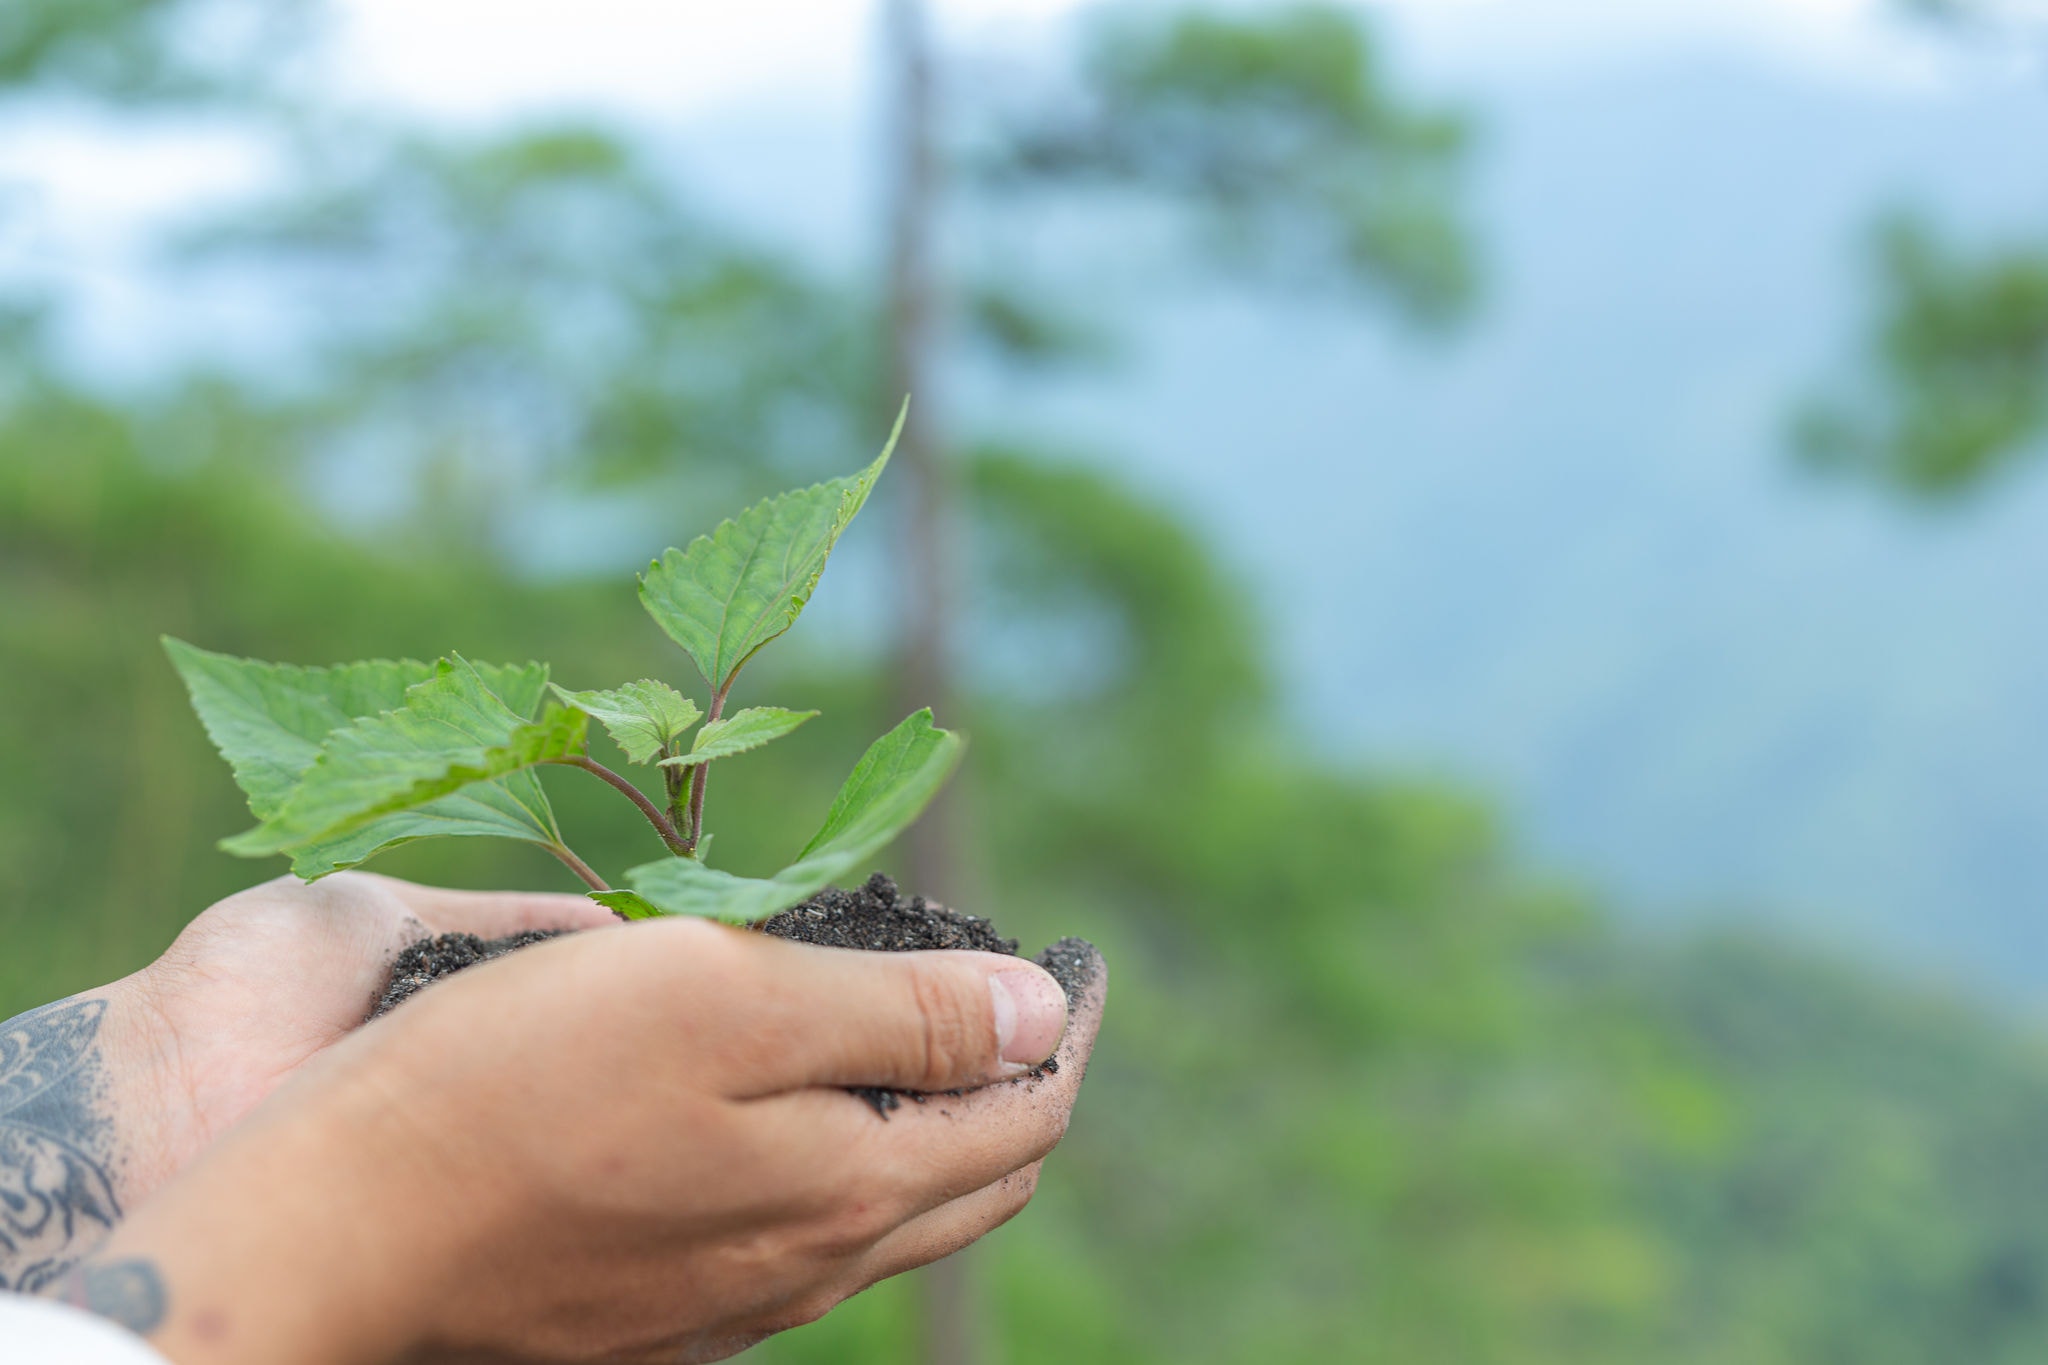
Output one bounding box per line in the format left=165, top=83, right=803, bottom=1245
left=709, top=1163, right=1049, bottom=1355
left=743, top=945, right=1105, bottom=1212
left=681, top=931, right=1075, bottom=1097
left=367, top=874, right=621, bottom=939
left=850, top=1161, right=1044, bottom=1288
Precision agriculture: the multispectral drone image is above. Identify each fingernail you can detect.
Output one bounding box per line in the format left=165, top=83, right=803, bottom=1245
left=990, top=967, right=1067, bottom=1071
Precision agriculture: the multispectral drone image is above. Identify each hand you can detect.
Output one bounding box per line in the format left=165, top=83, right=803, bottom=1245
left=0, top=873, right=614, bottom=1291
left=79, top=915, right=1108, bottom=1364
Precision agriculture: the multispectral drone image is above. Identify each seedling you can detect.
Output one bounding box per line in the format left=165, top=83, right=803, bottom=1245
left=166, top=404, right=962, bottom=924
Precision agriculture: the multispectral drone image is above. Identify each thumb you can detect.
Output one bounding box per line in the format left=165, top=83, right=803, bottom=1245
left=671, top=931, right=1072, bottom=1096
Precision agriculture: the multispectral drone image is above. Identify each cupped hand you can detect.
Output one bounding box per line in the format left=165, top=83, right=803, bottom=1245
left=0, top=872, right=614, bottom=1291
left=87, top=914, right=1108, bottom=1365
left=113, top=872, right=617, bottom=1197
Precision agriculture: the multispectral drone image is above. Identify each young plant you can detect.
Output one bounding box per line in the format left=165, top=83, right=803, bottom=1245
left=166, top=405, right=963, bottom=924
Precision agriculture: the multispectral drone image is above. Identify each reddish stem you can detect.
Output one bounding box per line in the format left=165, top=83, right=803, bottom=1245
left=545, top=841, right=610, bottom=893
left=552, top=755, right=689, bottom=856
left=682, top=684, right=731, bottom=857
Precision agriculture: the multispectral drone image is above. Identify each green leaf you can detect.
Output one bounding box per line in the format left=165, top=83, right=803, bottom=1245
left=549, top=679, right=701, bottom=765
left=623, top=709, right=961, bottom=923
left=280, top=658, right=577, bottom=875
left=638, top=400, right=906, bottom=693
left=163, top=638, right=432, bottom=820
left=222, top=657, right=584, bottom=872
left=469, top=660, right=551, bottom=718
left=657, top=706, right=817, bottom=771
left=279, top=791, right=560, bottom=881
left=589, top=890, right=666, bottom=921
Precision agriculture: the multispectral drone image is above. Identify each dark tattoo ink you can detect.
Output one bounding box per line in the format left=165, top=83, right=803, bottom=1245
left=52, top=1257, right=167, bottom=1335
left=0, top=998, right=122, bottom=1292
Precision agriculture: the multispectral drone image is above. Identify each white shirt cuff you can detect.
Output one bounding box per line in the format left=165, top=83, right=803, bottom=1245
left=0, top=1291, right=171, bottom=1364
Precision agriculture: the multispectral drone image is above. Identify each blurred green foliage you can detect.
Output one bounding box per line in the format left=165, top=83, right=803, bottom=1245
left=12, top=1, right=2048, bottom=1360
left=1800, top=3, right=2048, bottom=501
left=175, top=122, right=863, bottom=519
left=1799, top=216, right=2048, bottom=498
left=989, top=4, right=1475, bottom=326
left=0, top=0, right=309, bottom=102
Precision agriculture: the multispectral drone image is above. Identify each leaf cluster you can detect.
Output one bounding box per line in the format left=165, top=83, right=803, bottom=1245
left=1796, top=215, right=2048, bottom=500
left=167, top=404, right=960, bottom=924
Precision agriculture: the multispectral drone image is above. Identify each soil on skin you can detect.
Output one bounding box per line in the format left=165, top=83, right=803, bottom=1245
left=370, top=873, right=1099, bottom=1118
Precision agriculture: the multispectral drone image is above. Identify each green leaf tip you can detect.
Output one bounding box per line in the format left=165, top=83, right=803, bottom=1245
left=622, top=708, right=962, bottom=924
left=637, top=403, right=907, bottom=694
left=550, top=679, right=701, bottom=765
left=657, top=706, right=818, bottom=771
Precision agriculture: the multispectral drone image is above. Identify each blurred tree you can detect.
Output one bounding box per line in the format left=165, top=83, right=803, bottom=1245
left=1795, top=0, right=2048, bottom=500
left=175, top=122, right=864, bottom=550
left=983, top=3, right=1475, bottom=326
left=0, top=0, right=308, bottom=102
left=879, top=7, right=1475, bottom=1358
left=1797, top=216, right=2048, bottom=499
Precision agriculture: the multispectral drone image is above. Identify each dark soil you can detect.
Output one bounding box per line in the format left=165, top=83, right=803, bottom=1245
left=370, top=873, right=1099, bottom=1119
left=759, top=873, right=1099, bottom=1116
left=757, top=873, right=1099, bottom=1003
left=369, top=929, right=567, bottom=1020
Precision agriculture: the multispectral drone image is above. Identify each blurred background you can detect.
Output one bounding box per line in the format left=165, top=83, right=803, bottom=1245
left=7, top=0, right=2048, bottom=1359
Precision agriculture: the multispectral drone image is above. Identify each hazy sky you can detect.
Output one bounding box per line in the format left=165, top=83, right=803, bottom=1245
left=3, top=0, right=2023, bottom=296
left=325, top=0, right=2018, bottom=122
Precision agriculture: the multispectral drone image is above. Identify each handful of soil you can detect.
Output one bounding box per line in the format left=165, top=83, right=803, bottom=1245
left=370, top=873, right=1098, bottom=1116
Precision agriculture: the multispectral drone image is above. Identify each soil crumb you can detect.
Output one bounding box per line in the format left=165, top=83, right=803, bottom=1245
left=759, top=872, right=1016, bottom=954
left=370, top=929, right=566, bottom=1020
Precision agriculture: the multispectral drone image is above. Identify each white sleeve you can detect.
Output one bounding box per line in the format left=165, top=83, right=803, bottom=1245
left=0, top=1292, right=171, bottom=1364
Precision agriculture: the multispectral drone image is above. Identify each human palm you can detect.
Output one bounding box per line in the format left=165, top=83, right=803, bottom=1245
left=105, top=872, right=616, bottom=1206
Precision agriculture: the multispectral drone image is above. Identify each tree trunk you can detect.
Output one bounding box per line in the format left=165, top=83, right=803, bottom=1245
left=881, top=2, right=984, bottom=1364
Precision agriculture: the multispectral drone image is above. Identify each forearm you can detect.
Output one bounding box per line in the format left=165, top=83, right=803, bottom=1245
left=68, top=1065, right=455, bottom=1365
left=1, top=992, right=131, bottom=1292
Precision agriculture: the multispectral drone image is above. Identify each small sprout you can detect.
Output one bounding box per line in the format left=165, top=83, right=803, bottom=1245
left=165, top=401, right=959, bottom=925
left=548, top=680, right=701, bottom=765
left=659, top=708, right=818, bottom=771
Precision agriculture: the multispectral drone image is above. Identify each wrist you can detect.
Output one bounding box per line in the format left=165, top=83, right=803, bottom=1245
left=82, top=1060, right=469, bottom=1365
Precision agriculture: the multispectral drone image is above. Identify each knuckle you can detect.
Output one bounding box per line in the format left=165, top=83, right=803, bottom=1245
left=791, top=1137, right=867, bottom=1209
left=657, top=913, right=742, bottom=959
left=908, top=965, right=983, bottom=1087
left=633, top=917, right=749, bottom=995
left=812, top=1197, right=897, bottom=1257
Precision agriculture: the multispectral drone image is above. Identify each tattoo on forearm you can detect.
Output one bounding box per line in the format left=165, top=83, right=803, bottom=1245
left=51, top=1257, right=167, bottom=1334
left=0, top=998, right=123, bottom=1292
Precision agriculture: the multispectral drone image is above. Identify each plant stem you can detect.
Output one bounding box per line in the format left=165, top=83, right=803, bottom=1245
left=553, top=755, right=690, bottom=856
left=546, top=841, right=610, bottom=893
left=663, top=757, right=688, bottom=839
left=681, top=684, right=730, bottom=858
